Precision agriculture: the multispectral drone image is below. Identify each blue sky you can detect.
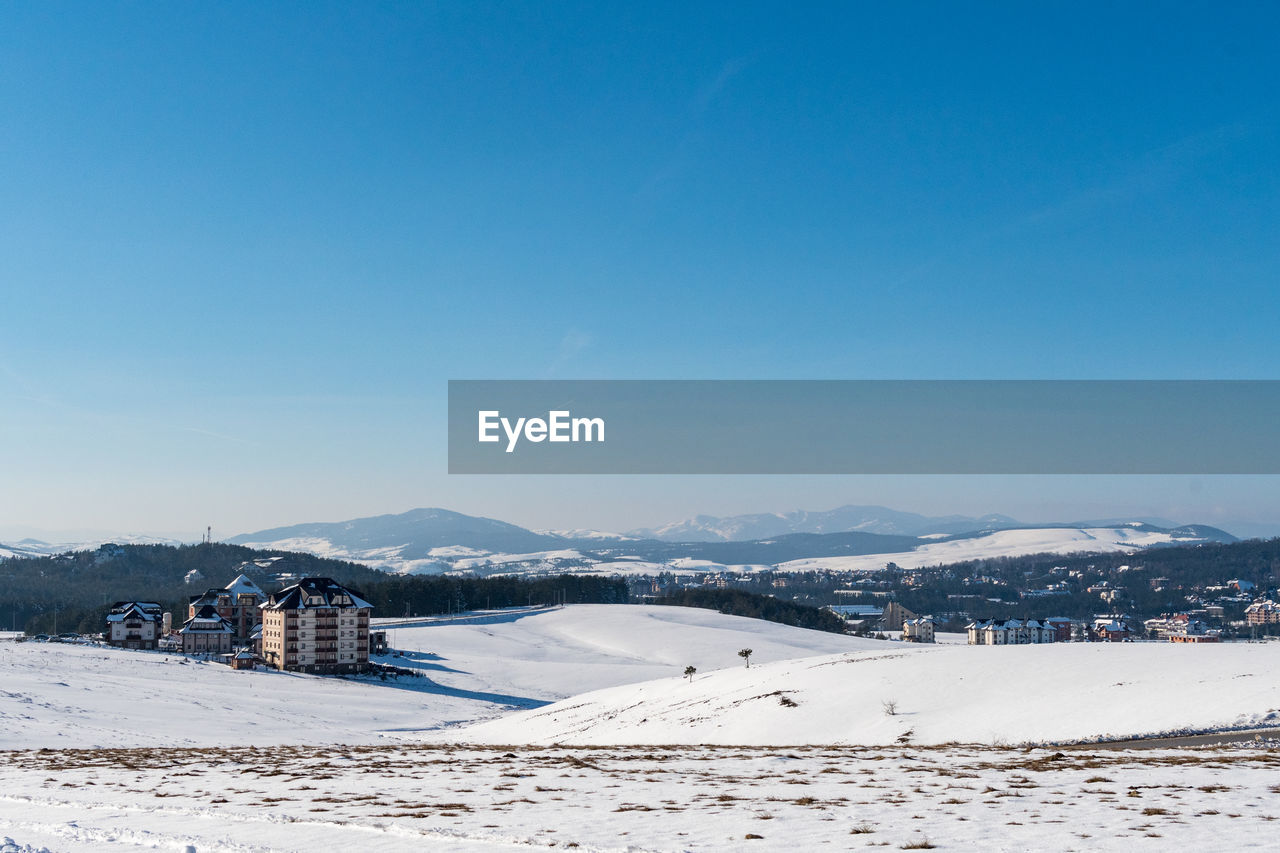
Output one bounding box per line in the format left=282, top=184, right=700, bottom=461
left=2, top=2, right=1279, bottom=537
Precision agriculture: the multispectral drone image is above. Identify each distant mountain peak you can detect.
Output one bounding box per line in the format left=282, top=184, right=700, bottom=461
left=227, top=506, right=572, bottom=564
left=628, top=505, right=1024, bottom=542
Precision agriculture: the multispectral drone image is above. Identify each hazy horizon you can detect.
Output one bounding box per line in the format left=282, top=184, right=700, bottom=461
left=5, top=476, right=1280, bottom=544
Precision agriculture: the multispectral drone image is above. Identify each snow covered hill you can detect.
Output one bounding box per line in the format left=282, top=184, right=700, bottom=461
left=778, top=524, right=1216, bottom=572
left=227, top=507, right=574, bottom=568
left=449, top=640, right=1280, bottom=747
left=0, top=605, right=870, bottom=749
left=0, top=534, right=183, bottom=561
left=380, top=604, right=875, bottom=704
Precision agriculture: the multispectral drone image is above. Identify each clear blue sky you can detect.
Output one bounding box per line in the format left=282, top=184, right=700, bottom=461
left=2, top=2, right=1278, bottom=538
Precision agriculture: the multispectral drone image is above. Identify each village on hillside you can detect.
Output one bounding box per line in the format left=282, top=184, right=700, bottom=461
left=16, top=557, right=1280, bottom=686
left=651, top=566, right=1280, bottom=645
left=86, top=568, right=387, bottom=674
left=828, top=600, right=1237, bottom=645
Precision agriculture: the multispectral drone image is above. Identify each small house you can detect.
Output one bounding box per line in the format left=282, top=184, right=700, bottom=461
left=106, top=602, right=164, bottom=650
left=901, top=616, right=936, bottom=643
left=1093, top=617, right=1133, bottom=642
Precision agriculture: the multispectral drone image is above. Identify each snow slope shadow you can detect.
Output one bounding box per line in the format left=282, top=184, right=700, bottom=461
left=349, top=667, right=550, bottom=710
left=375, top=649, right=466, bottom=675
left=375, top=605, right=556, bottom=631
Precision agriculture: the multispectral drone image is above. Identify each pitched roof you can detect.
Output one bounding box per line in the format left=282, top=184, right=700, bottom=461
left=262, top=577, right=374, bottom=612
left=111, top=601, right=162, bottom=613
left=106, top=603, right=160, bottom=622
left=223, top=574, right=264, bottom=598
left=180, top=604, right=235, bottom=634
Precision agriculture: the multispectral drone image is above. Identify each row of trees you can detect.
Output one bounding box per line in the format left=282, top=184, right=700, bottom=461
left=650, top=588, right=849, bottom=634
left=355, top=573, right=629, bottom=617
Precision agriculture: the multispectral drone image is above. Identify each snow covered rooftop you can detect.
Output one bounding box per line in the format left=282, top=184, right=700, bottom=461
left=105, top=603, right=160, bottom=622
left=262, top=577, right=373, bottom=612
left=223, top=574, right=264, bottom=597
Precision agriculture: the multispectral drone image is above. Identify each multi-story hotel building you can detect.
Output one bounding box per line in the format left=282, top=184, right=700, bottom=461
left=259, top=577, right=372, bottom=674
left=188, top=573, right=265, bottom=642
left=178, top=604, right=235, bottom=654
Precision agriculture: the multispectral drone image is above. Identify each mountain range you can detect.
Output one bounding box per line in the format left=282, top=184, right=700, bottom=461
left=622, top=505, right=1242, bottom=542
left=0, top=504, right=1246, bottom=578
left=219, top=506, right=1239, bottom=577
left=0, top=534, right=184, bottom=562
left=628, top=505, right=1024, bottom=541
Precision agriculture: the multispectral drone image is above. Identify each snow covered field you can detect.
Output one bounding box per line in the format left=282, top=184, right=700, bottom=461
left=2, top=743, right=1279, bottom=852
left=6, top=607, right=1280, bottom=751
left=5, top=605, right=1280, bottom=850
left=0, top=641, right=457, bottom=750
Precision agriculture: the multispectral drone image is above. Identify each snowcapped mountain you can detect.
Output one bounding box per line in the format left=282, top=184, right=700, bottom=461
left=535, top=528, right=638, bottom=541
left=0, top=541, right=55, bottom=561
left=628, top=505, right=1022, bottom=541
left=223, top=506, right=1237, bottom=577
left=227, top=507, right=576, bottom=574
left=0, top=534, right=183, bottom=561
